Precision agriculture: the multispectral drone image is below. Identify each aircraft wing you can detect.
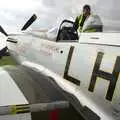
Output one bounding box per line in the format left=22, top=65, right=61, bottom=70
left=21, top=61, right=114, bottom=120
left=0, top=62, right=108, bottom=120
left=0, top=65, right=72, bottom=120
left=0, top=65, right=66, bottom=104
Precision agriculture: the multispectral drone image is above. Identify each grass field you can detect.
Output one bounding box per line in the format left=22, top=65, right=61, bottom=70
left=0, top=56, right=16, bottom=66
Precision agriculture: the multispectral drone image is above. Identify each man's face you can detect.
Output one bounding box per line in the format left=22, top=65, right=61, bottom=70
left=83, top=8, right=90, bottom=16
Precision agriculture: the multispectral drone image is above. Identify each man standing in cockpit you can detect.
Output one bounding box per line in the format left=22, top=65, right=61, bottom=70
left=74, top=4, right=103, bottom=32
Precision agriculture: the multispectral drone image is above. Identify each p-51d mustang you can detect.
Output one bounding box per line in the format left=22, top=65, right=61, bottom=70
left=0, top=11, right=120, bottom=120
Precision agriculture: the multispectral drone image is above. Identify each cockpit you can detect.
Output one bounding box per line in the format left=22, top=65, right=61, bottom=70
left=56, top=14, right=103, bottom=42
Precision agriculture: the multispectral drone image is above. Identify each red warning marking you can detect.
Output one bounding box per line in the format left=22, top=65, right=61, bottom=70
left=50, top=109, right=59, bottom=120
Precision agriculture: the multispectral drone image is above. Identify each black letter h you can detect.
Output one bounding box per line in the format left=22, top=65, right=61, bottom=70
left=88, top=52, right=120, bottom=101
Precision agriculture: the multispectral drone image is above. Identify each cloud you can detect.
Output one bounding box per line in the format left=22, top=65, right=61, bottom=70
left=94, top=0, right=120, bottom=31
left=0, top=0, right=97, bottom=31
left=0, top=0, right=120, bottom=32
left=35, top=0, right=97, bottom=29
left=0, top=0, right=48, bottom=32
left=40, top=0, right=120, bottom=31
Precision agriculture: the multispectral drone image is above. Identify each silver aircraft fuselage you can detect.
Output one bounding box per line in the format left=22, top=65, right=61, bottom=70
left=6, top=31, right=120, bottom=120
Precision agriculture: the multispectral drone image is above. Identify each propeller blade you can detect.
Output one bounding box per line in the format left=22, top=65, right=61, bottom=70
left=0, top=26, right=8, bottom=36
left=21, top=14, right=37, bottom=31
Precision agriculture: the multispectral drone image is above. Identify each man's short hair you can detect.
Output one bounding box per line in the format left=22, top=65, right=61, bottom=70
left=83, top=4, right=91, bottom=10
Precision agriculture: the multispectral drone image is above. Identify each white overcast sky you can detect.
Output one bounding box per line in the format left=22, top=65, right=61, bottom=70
left=0, top=0, right=120, bottom=33
left=0, top=0, right=96, bottom=33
